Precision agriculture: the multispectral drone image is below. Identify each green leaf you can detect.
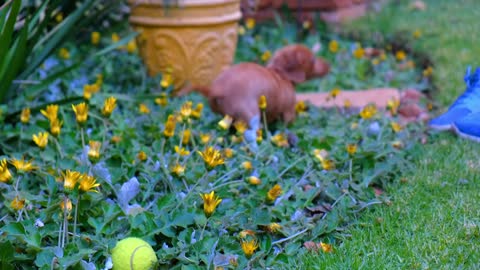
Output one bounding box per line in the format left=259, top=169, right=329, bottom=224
left=0, top=0, right=21, bottom=65
left=159, top=226, right=176, bottom=238
left=0, top=6, right=9, bottom=33
left=34, top=247, right=57, bottom=268
left=0, top=17, right=28, bottom=102
left=253, top=208, right=271, bottom=226
left=156, top=193, right=175, bottom=209
left=193, top=212, right=207, bottom=227
left=262, top=234, right=272, bottom=253
left=18, top=0, right=95, bottom=80
left=25, top=232, right=42, bottom=250
left=57, top=249, right=96, bottom=268
left=1, top=222, right=26, bottom=236
left=284, top=242, right=301, bottom=256
left=172, top=212, right=195, bottom=228
left=0, top=241, right=14, bottom=263
left=26, top=1, right=52, bottom=50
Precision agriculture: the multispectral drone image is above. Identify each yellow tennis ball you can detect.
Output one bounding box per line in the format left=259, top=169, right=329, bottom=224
left=111, top=237, right=158, bottom=270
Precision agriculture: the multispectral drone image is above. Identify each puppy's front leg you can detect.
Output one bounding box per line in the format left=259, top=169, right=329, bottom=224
left=244, top=114, right=261, bottom=152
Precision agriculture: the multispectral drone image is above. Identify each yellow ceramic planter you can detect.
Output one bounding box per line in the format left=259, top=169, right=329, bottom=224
left=128, top=0, right=242, bottom=91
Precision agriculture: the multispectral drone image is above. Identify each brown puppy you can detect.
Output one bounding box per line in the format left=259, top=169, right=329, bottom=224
left=266, top=44, right=330, bottom=83
left=175, top=44, right=330, bottom=147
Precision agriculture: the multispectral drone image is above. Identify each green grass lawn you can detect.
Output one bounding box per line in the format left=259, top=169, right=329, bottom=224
left=297, top=0, right=480, bottom=268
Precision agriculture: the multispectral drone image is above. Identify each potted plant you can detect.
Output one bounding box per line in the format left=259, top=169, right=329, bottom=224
left=128, top=0, right=242, bottom=91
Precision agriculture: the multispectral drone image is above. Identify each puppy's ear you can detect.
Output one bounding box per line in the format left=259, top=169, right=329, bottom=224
left=312, top=58, right=330, bottom=78
left=268, top=45, right=312, bottom=83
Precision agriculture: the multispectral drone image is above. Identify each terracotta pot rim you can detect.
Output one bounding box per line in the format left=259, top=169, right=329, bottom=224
left=129, top=0, right=242, bottom=26
left=130, top=11, right=242, bottom=26
left=128, top=0, right=240, bottom=7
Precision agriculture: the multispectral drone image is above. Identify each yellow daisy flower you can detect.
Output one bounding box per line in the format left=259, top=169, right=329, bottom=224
left=192, top=103, right=204, bottom=119
left=240, top=239, right=259, bottom=258
left=88, top=140, right=101, bottom=162
left=139, top=103, right=150, bottom=114
left=199, top=133, right=211, bottom=144
left=174, top=146, right=190, bottom=156
left=271, top=133, right=289, bottom=147
left=137, top=151, right=148, bottom=162
left=267, top=184, right=283, bottom=202
left=20, top=108, right=30, bottom=123
left=91, top=31, right=101, bottom=45
left=247, top=176, right=261, bottom=185
left=245, top=18, right=255, bottom=29
left=61, top=170, right=81, bottom=191
left=0, top=159, right=12, bottom=183
left=79, top=173, right=100, bottom=193
left=198, top=146, right=225, bottom=170
left=32, top=132, right=49, bottom=149
left=10, top=157, right=37, bottom=173
left=11, top=196, right=25, bottom=211
left=102, top=96, right=117, bottom=117
left=359, top=104, right=377, bottom=119
left=163, top=115, right=176, bottom=138
left=329, top=40, right=339, bottom=53
left=258, top=95, right=267, bottom=110
left=171, top=163, right=185, bottom=177
left=346, top=144, right=357, bottom=155
left=41, top=104, right=59, bottom=122
left=218, top=115, right=233, bottom=130
left=49, top=118, right=62, bottom=137
left=200, top=191, right=222, bottom=217
left=72, top=103, right=88, bottom=124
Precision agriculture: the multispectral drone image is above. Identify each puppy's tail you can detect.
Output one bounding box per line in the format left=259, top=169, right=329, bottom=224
left=174, top=82, right=211, bottom=97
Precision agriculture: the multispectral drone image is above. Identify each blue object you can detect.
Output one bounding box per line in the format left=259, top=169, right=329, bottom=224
left=453, top=112, right=480, bottom=142
left=429, top=66, right=480, bottom=130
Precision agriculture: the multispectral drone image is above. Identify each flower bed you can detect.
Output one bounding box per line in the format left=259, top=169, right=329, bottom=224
left=236, top=18, right=432, bottom=94
left=0, top=19, right=428, bottom=269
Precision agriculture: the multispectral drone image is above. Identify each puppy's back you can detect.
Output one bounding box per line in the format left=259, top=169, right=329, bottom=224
left=209, top=63, right=278, bottom=97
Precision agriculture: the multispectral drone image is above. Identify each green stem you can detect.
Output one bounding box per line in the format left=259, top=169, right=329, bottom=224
left=262, top=110, right=270, bottom=140
left=80, top=127, right=85, bottom=149
left=13, top=175, right=22, bottom=195
left=349, top=158, right=353, bottom=182
left=102, top=118, right=108, bottom=146
left=199, top=218, right=209, bottom=240
left=160, top=138, right=166, bottom=157
left=176, top=123, right=186, bottom=164
left=53, top=137, right=65, bottom=159
left=57, top=222, right=63, bottom=248
left=188, top=121, right=197, bottom=149
left=73, top=193, right=81, bottom=241
left=212, top=168, right=239, bottom=187
left=213, top=179, right=243, bottom=190
left=62, top=196, right=68, bottom=248
left=18, top=125, right=23, bottom=150
left=272, top=228, right=309, bottom=245
left=275, top=156, right=307, bottom=181
left=172, top=171, right=208, bottom=212
left=158, top=138, right=174, bottom=191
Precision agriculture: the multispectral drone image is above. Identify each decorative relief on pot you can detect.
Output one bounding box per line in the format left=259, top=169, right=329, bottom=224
left=143, top=26, right=238, bottom=90
left=219, top=27, right=239, bottom=73
left=128, top=0, right=241, bottom=91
